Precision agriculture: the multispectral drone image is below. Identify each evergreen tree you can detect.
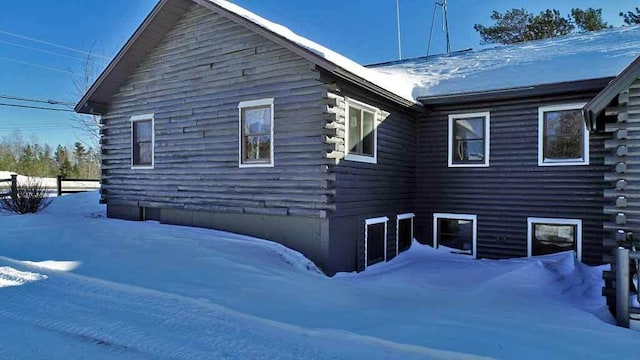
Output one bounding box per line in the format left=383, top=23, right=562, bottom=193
left=571, top=8, right=611, bottom=32
left=620, top=8, right=640, bottom=25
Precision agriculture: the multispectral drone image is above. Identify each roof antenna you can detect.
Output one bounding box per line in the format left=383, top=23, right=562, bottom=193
left=427, top=0, right=452, bottom=57
left=396, top=0, right=402, bottom=60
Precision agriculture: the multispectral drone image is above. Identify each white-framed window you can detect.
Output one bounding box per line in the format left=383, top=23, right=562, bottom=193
left=527, top=217, right=582, bottom=261
left=538, top=104, right=589, bottom=166
left=238, top=98, right=274, bottom=168
left=131, top=114, right=154, bottom=169
left=365, top=216, right=388, bottom=268
left=396, top=213, right=415, bottom=255
left=345, top=97, right=379, bottom=164
left=448, top=112, right=490, bottom=168
left=433, top=213, right=477, bottom=257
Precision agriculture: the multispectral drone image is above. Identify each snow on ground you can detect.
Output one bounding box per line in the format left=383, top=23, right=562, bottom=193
left=0, top=171, right=99, bottom=192
left=0, top=192, right=639, bottom=359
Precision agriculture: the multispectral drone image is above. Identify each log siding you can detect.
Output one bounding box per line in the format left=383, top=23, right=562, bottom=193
left=101, top=4, right=333, bottom=218
left=417, top=93, right=609, bottom=265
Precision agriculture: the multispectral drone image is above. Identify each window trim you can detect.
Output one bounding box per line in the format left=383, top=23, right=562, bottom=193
left=396, top=213, right=415, bottom=256
left=527, top=217, right=582, bottom=261
left=538, top=103, right=589, bottom=167
left=238, top=98, right=275, bottom=168
left=130, top=114, right=155, bottom=170
left=364, top=216, right=388, bottom=268
left=345, top=97, right=379, bottom=164
left=448, top=112, right=490, bottom=168
left=433, top=213, right=477, bottom=258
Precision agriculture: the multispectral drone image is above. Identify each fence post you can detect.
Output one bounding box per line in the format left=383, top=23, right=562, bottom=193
left=10, top=174, right=17, bottom=198
left=616, top=247, right=630, bottom=328
left=57, top=175, right=62, bottom=197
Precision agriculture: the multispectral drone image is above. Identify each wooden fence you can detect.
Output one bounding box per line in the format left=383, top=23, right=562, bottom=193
left=614, top=247, right=640, bottom=328
left=0, top=175, right=99, bottom=198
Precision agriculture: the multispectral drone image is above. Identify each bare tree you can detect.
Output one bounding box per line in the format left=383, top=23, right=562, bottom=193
left=70, top=48, right=103, bottom=149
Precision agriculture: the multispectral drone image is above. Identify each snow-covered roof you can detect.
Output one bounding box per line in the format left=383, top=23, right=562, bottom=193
left=370, top=25, right=640, bottom=100
left=202, top=0, right=418, bottom=104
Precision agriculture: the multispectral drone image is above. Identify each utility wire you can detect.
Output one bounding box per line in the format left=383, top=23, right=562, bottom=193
left=0, top=39, right=104, bottom=65
left=0, top=29, right=110, bottom=60
left=0, top=56, right=81, bottom=75
left=0, top=94, right=75, bottom=107
left=0, top=102, right=75, bottom=113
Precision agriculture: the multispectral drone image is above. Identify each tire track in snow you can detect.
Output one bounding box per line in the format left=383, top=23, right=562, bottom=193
left=0, top=257, right=491, bottom=360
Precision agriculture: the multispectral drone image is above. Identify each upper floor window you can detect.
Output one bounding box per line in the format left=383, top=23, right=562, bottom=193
left=131, top=114, right=154, bottom=169
left=345, top=98, right=379, bottom=164
left=538, top=104, right=589, bottom=166
left=239, top=98, right=274, bottom=168
left=448, top=112, right=490, bottom=167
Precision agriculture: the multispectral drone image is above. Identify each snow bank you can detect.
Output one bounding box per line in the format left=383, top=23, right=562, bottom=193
left=0, top=171, right=99, bottom=192
left=0, top=266, right=47, bottom=288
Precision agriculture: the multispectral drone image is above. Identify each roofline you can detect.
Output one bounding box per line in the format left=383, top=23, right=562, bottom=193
left=76, top=0, right=418, bottom=114
left=75, top=0, right=175, bottom=114
left=584, top=55, right=640, bottom=130
left=417, top=77, right=613, bottom=106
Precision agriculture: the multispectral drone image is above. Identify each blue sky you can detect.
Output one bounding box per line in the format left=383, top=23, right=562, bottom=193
left=0, top=0, right=635, bottom=147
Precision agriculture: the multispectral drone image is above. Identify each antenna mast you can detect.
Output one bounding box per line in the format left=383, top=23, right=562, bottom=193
left=396, top=0, right=402, bottom=60
left=427, top=0, right=452, bottom=57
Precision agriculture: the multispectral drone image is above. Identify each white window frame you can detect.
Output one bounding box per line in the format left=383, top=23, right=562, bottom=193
left=538, top=103, right=589, bottom=166
left=238, top=98, right=275, bottom=168
left=448, top=112, right=490, bottom=168
left=527, top=217, right=582, bottom=261
left=345, top=97, right=379, bottom=164
left=433, top=213, right=477, bottom=258
left=130, top=114, right=155, bottom=170
left=396, top=213, right=415, bottom=256
left=364, top=216, right=388, bottom=268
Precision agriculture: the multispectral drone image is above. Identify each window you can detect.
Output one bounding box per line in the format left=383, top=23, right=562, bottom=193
left=239, top=98, right=274, bottom=168
left=345, top=98, right=379, bottom=164
left=448, top=112, right=490, bottom=167
left=131, top=114, right=154, bottom=169
left=527, top=218, right=582, bottom=261
left=538, top=104, right=589, bottom=166
left=396, top=213, right=415, bottom=255
left=365, top=217, right=388, bottom=267
left=433, top=213, right=477, bottom=257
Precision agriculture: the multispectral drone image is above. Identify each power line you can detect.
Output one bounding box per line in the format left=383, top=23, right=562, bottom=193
left=0, top=94, right=75, bottom=107
left=0, top=39, right=105, bottom=65
left=0, top=29, right=110, bottom=60
left=0, top=102, right=75, bottom=113
left=0, top=56, right=81, bottom=75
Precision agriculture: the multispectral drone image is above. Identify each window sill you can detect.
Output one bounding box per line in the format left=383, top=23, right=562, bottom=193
left=345, top=153, right=377, bottom=164
left=239, top=162, right=274, bottom=168
left=131, top=165, right=154, bottom=170
left=448, top=163, right=489, bottom=168
left=538, top=160, right=589, bottom=167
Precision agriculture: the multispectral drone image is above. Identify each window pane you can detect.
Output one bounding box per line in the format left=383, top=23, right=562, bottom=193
left=348, top=108, right=362, bottom=153
left=244, top=135, right=271, bottom=162
left=438, top=219, right=473, bottom=254
left=367, top=222, right=386, bottom=266
left=361, top=111, right=374, bottom=156
left=136, top=142, right=152, bottom=165
left=453, top=139, right=485, bottom=162
left=532, top=223, right=576, bottom=256
left=452, top=118, right=484, bottom=163
left=134, top=121, right=152, bottom=141
left=243, top=107, right=271, bottom=135
left=398, top=218, right=412, bottom=252
left=543, top=110, right=583, bottom=160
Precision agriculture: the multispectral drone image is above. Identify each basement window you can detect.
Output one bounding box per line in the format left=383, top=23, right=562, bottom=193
left=527, top=217, right=582, bottom=261
left=538, top=104, right=589, bottom=166
left=365, top=217, right=388, bottom=267
left=239, top=98, right=274, bottom=168
left=345, top=98, right=379, bottom=164
left=131, top=114, right=154, bottom=169
left=396, top=213, right=415, bottom=254
left=433, top=213, right=477, bottom=256
left=448, top=112, right=490, bottom=167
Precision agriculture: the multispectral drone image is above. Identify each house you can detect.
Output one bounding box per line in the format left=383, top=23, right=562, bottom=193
left=76, top=0, right=640, bottom=275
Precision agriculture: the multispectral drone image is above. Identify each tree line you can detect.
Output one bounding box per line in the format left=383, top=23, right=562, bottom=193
left=475, top=7, right=640, bottom=45
left=0, top=134, right=100, bottom=179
